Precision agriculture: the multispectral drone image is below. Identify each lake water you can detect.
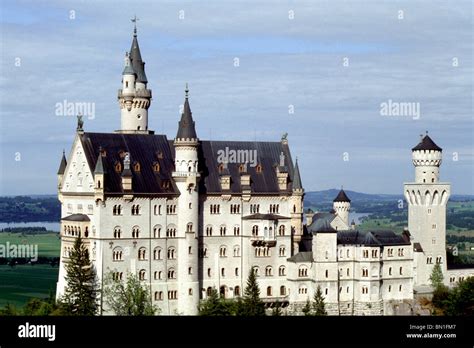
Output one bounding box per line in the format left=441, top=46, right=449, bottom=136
left=0, top=221, right=60, bottom=232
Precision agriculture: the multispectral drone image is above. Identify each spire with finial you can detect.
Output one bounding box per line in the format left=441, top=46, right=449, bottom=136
left=293, top=157, right=303, bottom=190
left=131, top=15, right=139, bottom=36
left=128, top=16, right=147, bottom=84
left=57, top=150, right=67, bottom=175
left=176, top=84, right=197, bottom=140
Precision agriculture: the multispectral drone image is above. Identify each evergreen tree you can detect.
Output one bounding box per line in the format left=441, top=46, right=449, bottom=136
left=103, top=271, right=157, bottom=316
left=198, top=288, right=233, bottom=316
left=60, top=235, right=99, bottom=315
left=239, top=268, right=266, bottom=316
left=302, top=299, right=312, bottom=316
left=313, top=286, right=327, bottom=316
left=0, top=303, right=19, bottom=316
left=429, top=263, right=444, bottom=290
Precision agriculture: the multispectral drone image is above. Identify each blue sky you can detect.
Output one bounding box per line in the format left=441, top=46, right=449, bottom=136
left=0, top=0, right=472, bottom=195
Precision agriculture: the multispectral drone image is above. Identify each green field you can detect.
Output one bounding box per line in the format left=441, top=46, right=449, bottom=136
left=0, top=232, right=60, bottom=257
left=0, top=264, right=59, bottom=308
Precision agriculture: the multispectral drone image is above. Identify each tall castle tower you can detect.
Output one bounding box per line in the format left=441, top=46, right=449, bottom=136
left=333, top=188, right=351, bottom=227
left=172, top=85, right=200, bottom=314
left=290, top=158, right=304, bottom=254
left=404, top=133, right=450, bottom=287
left=117, top=23, right=152, bottom=134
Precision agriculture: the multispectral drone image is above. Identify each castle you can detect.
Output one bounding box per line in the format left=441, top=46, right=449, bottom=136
left=56, top=26, right=473, bottom=315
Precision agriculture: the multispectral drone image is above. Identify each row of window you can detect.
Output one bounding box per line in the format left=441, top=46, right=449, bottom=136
left=63, top=225, right=89, bottom=238
left=427, top=256, right=443, bottom=264
left=112, top=204, right=178, bottom=216
left=66, top=203, right=93, bottom=215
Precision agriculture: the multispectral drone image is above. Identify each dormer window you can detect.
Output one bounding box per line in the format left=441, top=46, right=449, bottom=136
left=239, top=164, right=245, bottom=173
left=256, top=164, right=262, bottom=173
left=114, top=161, right=122, bottom=173
left=161, top=180, right=170, bottom=189
left=218, top=163, right=225, bottom=173
left=156, top=151, right=164, bottom=159
left=118, top=150, right=126, bottom=159
left=153, top=162, right=160, bottom=173
left=133, top=161, right=141, bottom=172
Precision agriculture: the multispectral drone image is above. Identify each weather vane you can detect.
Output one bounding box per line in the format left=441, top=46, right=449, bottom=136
left=131, top=15, right=139, bottom=34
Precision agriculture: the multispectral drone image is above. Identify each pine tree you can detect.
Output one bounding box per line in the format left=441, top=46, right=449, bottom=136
left=103, top=271, right=157, bottom=315
left=429, top=263, right=444, bottom=290
left=302, top=299, right=312, bottom=316
left=313, top=285, right=327, bottom=316
left=198, top=288, right=233, bottom=316
left=61, top=235, right=99, bottom=315
left=239, top=268, right=266, bottom=316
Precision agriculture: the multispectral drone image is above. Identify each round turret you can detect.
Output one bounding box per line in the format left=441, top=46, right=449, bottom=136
left=411, top=133, right=442, bottom=183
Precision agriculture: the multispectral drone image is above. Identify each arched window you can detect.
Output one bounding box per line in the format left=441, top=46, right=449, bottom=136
left=233, top=246, right=240, bottom=257
left=220, top=225, right=226, bottom=236
left=113, top=247, right=123, bottom=261
left=266, top=286, right=272, bottom=296
left=265, top=266, right=273, bottom=276
left=280, top=286, right=286, bottom=296
left=219, top=246, right=227, bottom=257
left=168, top=268, right=176, bottom=279
left=153, top=225, right=161, bottom=238
left=132, top=226, right=140, bottom=238
left=252, top=225, right=259, bottom=237
left=153, top=247, right=162, bottom=260
left=113, top=226, right=122, bottom=239
left=279, top=245, right=286, bottom=257
left=139, top=269, right=146, bottom=281
left=298, top=266, right=308, bottom=277
left=138, top=247, right=146, bottom=260
left=279, top=265, right=286, bottom=276
left=206, top=225, right=213, bottom=236
left=279, top=225, right=285, bottom=236
left=234, top=286, right=241, bottom=297
left=253, top=266, right=260, bottom=276
left=167, top=247, right=176, bottom=259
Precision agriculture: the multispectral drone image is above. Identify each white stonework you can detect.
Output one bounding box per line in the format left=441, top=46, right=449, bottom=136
left=56, top=30, right=474, bottom=316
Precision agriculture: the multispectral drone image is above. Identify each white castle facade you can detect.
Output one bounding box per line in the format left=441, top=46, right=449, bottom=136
left=56, top=27, right=473, bottom=315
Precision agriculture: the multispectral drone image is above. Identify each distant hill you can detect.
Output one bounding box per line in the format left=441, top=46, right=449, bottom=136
left=305, top=189, right=473, bottom=206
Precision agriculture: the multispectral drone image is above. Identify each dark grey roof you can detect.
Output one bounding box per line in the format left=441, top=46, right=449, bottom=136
left=337, top=230, right=410, bottom=246
left=176, top=89, right=197, bottom=140
left=122, top=55, right=135, bottom=76
left=196, top=140, right=296, bottom=194
left=413, top=242, right=423, bottom=252
left=412, top=134, right=442, bottom=152
left=292, top=159, right=303, bottom=190
left=61, top=214, right=90, bottom=222
left=94, top=154, right=106, bottom=174
left=308, top=217, right=337, bottom=233
left=129, top=34, right=147, bottom=84
left=287, top=251, right=313, bottom=263
left=80, top=132, right=297, bottom=196
left=333, top=189, right=351, bottom=202
left=243, top=213, right=290, bottom=220
left=57, top=151, right=67, bottom=175
left=80, top=132, right=178, bottom=195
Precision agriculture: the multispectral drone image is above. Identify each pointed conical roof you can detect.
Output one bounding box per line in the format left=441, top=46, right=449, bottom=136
left=333, top=189, right=351, bottom=203
left=412, top=134, right=442, bottom=152
left=122, top=52, right=135, bottom=76
left=57, top=150, right=67, bottom=175
left=129, top=32, right=148, bottom=84
left=94, top=153, right=107, bottom=174
left=293, top=158, right=303, bottom=190
left=176, top=85, right=197, bottom=140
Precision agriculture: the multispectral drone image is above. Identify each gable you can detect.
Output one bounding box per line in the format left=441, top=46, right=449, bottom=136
left=61, top=135, right=95, bottom=194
